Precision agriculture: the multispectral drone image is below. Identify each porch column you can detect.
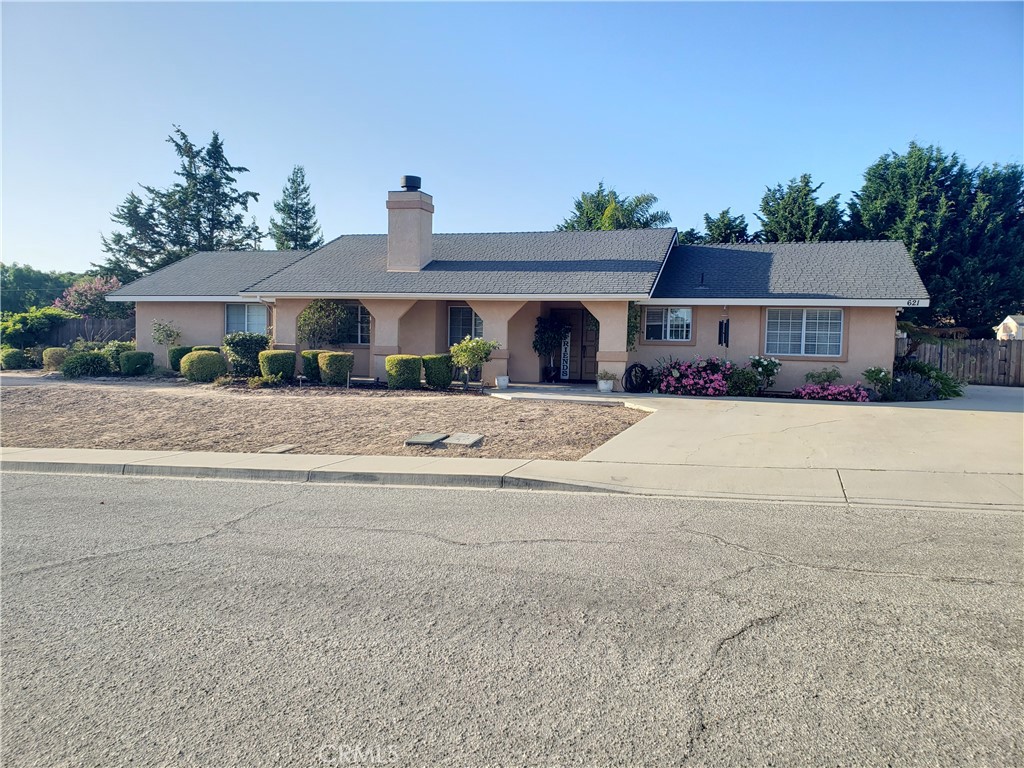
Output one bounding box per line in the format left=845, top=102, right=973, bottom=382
left=271, top=299, right=312, bottom=375
left=466, top=300, right=527, bottom=386
left=361, top=299, right=417, bottom=381
left=582, top=300, right=630, bottom=391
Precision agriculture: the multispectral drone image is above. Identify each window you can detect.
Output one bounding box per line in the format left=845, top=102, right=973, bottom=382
left=765, top=308, right=843, bottom=356
left=348, top=303, right=371, bottom=345
left=225, top=304, right=268, bottom=335
left=448, top=306, right=483, bottom=347
left=644, top=307, right=692, bottom=341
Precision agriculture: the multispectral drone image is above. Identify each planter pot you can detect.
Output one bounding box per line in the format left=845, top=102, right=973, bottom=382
left=597, top=379, right=614, bottom=393
left=495, top=375, right=510, bottom=389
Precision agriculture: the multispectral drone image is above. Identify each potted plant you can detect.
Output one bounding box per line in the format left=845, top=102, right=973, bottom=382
left=596, top=369, right=617, bottom=393
left=532, top=316, right=570, bottom=383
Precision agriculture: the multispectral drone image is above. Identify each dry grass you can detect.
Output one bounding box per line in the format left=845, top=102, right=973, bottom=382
left=0, top=377, right=646, bottom=460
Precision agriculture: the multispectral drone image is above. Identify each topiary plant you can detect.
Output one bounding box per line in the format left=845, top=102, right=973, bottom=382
left=223, top=332, right=270, bottom=376
left=0, top=348, right=29, bottom=370
left=180, top=350, right=227, bottom=383
left=191, top=345, right=222, bottom=353
left=318, top=352, right=354, bottom=385
left=119, top=351, right=154, bottom=376
left=168, top=346, right=194, bottom=372
left=385, top=355, right=422, bottom=389
left=61, top=351, right=113, bottom=379
left=42, top=347, right=68, bottom=371
left=422, top=354, right=454, bottom=390
left=301, top=349, right=330, bottom=382
left=258, top=350, right=296, bottom=380
left=450, top=337, right=501, bottom=390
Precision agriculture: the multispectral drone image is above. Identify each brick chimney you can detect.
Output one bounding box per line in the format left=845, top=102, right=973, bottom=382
left=386, top=175, right=433, bottom=272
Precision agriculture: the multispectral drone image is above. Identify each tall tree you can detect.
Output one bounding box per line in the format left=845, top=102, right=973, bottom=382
left=702, top=208, right=759, bottom=244
left=557, top=182, right=672, bottom=231
left=53, top=276, right=134, bottom=319
left=756, top=173, right=844, bottom=243
left=1, top=262, right=83, bottom=314
left=269, top=166, right=324, bottom=250
left=96, top=127, right=262, bottom=282
left=848, top=142, right=1024, bottom=334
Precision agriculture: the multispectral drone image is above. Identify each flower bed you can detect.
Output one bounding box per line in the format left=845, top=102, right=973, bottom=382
left=651, top=356, right=734, bottom=397
left=792, top=382, right=870, bottom=402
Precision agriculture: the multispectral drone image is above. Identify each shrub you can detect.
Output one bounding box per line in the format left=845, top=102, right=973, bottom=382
left=0, top=348, right=29, bottom=370
left=301, top=349, right=330, bottom=382
left=223, top=332, right=270, bottom=376
left=180, top=350, right=227, bottom=383
left=792, top=382, right=870, bottom=402
left=119, top=351, right=154, bottom=376
left=0, top=306, right=77, bottom=348
left=894, top=359, right=964, bottom=399
left=450, top=337, right=501, bottom=388
left=318, top=352, right=354, bottom=385
left=804, top=367, right=843, bottom=385
left=247, top=373, right=285, bottom=389
left=23, top=346, right=45, bottom=368
left=650, top=355, right=734, bottom=397
left=888, top=372, right=939, bottom=402
left=42, top=347, right=68, bottom=371
left=168, top=346, right=194, bottom=372
left=726, top=367, right=760, bottom=397
left=68, top=339, right=106, bottom=353
left=191, top=345, right=222, bottom=353
left=102, top=340, right=136, bottom=372
left=258, top=350, right=296, bottom=380
left=422, top=353, right=453, bottom=390
left=748, top=355, right=782, bottom=391
left=297, top=300, right=358, bottom=347
left=61, top=351, right=113, bottom=379
left=386, top=354, right=422, bottom=389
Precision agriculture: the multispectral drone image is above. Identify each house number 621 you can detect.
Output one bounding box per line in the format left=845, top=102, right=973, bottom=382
left=905, top=299, right=920, bottom=306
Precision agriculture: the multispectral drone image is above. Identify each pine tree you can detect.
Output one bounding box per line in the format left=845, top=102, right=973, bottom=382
left=269, top=166, right=324, bottom=251
left=756, top=174, right=844, bottom=243
left=702, top=208, right=759, bottom=244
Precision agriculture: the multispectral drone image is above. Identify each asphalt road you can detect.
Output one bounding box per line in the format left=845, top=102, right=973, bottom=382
left=2, top=473, right=1021, bottom=767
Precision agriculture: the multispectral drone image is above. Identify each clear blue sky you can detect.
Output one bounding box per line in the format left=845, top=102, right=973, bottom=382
left=3, top=1, right=1022, bottom=274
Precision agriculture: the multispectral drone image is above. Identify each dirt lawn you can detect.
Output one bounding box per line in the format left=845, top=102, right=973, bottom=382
left=0, top=377, right=646, bottom=460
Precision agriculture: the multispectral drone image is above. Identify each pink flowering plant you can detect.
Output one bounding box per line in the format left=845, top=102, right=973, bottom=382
left=650, top=355, right=734, bottom=397
left=792, top=381, right=870, bottom=402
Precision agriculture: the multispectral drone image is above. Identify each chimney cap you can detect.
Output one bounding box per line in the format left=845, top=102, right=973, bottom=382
left=400, top=175, right=422, bottom=192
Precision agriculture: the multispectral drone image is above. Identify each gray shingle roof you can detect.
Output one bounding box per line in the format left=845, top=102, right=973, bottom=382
left=107, top=250, right=309, bottom=298
left=651, top=241, right=930, bottom=300
left=242, top=229, right=678, bottom=296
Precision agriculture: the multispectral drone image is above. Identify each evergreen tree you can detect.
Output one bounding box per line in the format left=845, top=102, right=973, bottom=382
left=96, top=127, right=261, bottom=281
left=269, top=166, right=324, bottom=250
left=1, top=262, right=83, bottom=314
left=756, top=174, right=844, bottom=243
left=558, top=182, right=671, bottom=230
left=702, top=208, right=759, bottom=244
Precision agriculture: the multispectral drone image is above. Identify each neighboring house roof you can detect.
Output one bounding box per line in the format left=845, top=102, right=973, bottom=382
left=1005, top=315, right=1024, bottom=325
left=241, top=229, right=679, bottom=298
left=107, top=250, right=309, bottom=301
left=650, top=241, right=930, bottom=304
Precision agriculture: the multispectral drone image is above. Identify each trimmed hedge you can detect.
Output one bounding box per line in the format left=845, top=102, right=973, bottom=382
left=301, top=349, right=330, bottom=381
left=191, top=345, right=222, bottom=353
left=258, top=350, right=296, bottom=380
left=223, top=332, right=270, bottom=376
left=180, top=350, right=227, bottom=383
left=726, top=368, right=760, bottom=397
left=61, top=351, right=113, bottom=379
left=386, top=354, right=422, bottom=389
left=318, top=352, right=354, bottom=386
left=102, top=341, right=135, bottom=372
left=119, top=351, right=155, bottom=376
left=168, top=346, right=194, bottom=372
left=0, top=348, right=29, bottom=370
left=42, top=347, right=68, bottom=371
left=422, top=354, right=453, bottom=390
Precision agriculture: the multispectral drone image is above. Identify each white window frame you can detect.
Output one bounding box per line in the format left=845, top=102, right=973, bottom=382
left=765, top=308, right=844, bottom=357
left=225, top=303, right=268, bottom=335
left=346, top=303, right=371, bottom=346
left=448, top=306, right=483, bottom=347
left=644, top=307, right=692, bottom=342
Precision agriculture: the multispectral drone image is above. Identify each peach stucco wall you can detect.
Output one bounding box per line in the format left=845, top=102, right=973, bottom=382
left=630, top=305, right=898, bottom=390
left=135, top=301, right=234, bottom=358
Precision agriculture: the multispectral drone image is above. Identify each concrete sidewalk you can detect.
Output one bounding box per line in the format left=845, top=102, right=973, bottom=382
left=2, top=445, right=1020, bottom=511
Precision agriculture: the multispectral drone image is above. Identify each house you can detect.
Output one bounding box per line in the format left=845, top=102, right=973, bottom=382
left=108, top=176, right=930, bottom=391
left=993, top=315, right=1024, bottom=340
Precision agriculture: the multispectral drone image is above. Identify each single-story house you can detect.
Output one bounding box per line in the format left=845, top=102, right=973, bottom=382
left=108, top=176, right=931, bottom=391
left=993, top=315, right=1024, bottom=340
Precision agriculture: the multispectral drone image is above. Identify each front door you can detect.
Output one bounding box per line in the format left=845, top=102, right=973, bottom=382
left=549, top=309, right=598, bottom=382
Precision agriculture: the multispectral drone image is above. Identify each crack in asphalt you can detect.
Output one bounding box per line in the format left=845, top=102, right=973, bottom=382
left=309, top=524, right=627, bottom=549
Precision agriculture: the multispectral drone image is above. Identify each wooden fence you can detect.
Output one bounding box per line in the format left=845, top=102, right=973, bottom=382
left=44, top=317, right=136, bottom=347
left=896, top=338, right=1024, bottom=387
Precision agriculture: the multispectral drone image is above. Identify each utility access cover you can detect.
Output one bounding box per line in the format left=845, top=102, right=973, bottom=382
left=404, top=433, right=449, bottom=447
left=441, top=433, right=484, bottom=448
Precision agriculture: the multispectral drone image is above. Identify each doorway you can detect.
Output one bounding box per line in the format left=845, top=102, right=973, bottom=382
left=548, top=308, right=598, bottom=382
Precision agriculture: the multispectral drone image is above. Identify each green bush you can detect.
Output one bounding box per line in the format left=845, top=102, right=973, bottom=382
left=42, top=347, right=68, bottom=371
left=69, top=339, right=106, bottom=353
left=223, top=332, right=270, bottom=376
left=422, top=354, right=454, bottom=390
left=301, top=349, right=330, bottom=381
left=386, top=354, right=422, bottom=389
left=258, top=350, right=296, bottom=380
left=247, top=373, right=285, bottom=389
left=894, top=359, right=964, bottom=399
left=0, top=348, right=29, bottom=370
left=180, top=350, right=227, bottom=383
left=318, top=352, right=354, bottom=385
left=0, top=306, right=77, bottom=348
left=726, top=367, right=760, bottom=397
left=119, top=351, right=154, bottom=376
left=804, top=367, right=843, bottom=385
left=61, top=351, right=113, bottom=379
left=102, top=340, right=136, bottom=372
left=191, top=345, right=222, bottom=353
left=23, top=346, right=45, bottom=368
left=168, top=346, right=194, bottom=372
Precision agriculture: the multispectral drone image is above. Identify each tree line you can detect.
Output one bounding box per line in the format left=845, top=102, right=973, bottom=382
left=559, top=143, right=1024, bottom=336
